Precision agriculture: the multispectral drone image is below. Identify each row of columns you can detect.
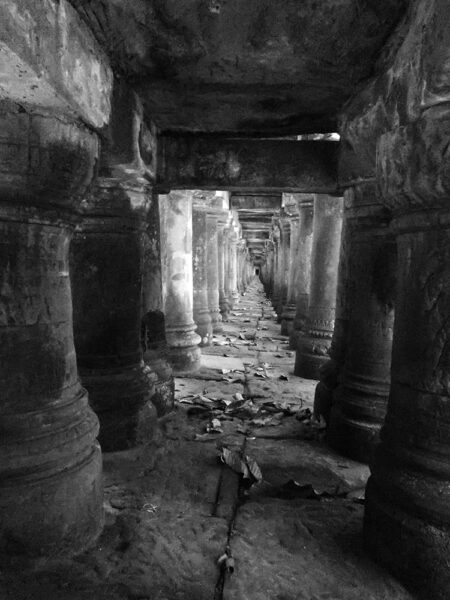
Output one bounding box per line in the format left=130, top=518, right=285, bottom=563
left=160, top=191, right=255, bottom=374
left=260, top=192, right=394, bottom=466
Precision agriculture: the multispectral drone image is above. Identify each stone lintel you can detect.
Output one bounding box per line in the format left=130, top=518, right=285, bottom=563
left=230, top=194, right=282, bottom=210
left=0, top=0, right=112, bottom=128
left=158, top=136, right=339, bottom=193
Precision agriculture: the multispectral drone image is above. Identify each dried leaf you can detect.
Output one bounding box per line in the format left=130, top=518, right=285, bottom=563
left=246, top=455, right=263, bottom=482
left=218, top=447, right=263, bottom=486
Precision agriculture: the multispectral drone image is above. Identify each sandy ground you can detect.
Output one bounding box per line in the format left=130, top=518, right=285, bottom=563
left=0, top=281, right=414, bottom=600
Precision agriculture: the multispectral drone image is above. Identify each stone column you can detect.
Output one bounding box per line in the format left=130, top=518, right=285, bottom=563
left=271, top=222, right=282, bottom=315
left=312, top=195, right=351, bottom=423
left=237, top=240, right=245, bottom=294
left=192, top=205, right=213, bottom=346
left=291, top=196, right=314, bottom=353
left=264, top=241, right=275, bottom=298
left=159, top=191, right=201, bottom=374
left=364, top=110, right=450, bottom=597
left=206, top=210, right=223, bottom=333
left=276, top=217, right=290, bottom=321
left=141, top=192, right=175, bottom=416
left=0, top=113, right=102, bottom=556
left=327, top=183, right=396, bottom=463
left=295, top=195, right=343, bottom=379
left=218, top=214, right=232, bottom=320
left=71, top=178, right=156, bottom=452
left=281, top=198, right=301, bottom=337
left=229, top=222, right=240, bottom=306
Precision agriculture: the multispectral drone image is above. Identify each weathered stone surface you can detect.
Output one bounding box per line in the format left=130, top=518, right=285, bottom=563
left=70, top=0, right=406, bottom=134
left=217, top=211, right=232, bottom=321
left=158, top=137, right=339, bottom=192
left=192, top=206, right=213, bottom=346
left=0, top=114, right=102, bottom=556
left=160, top=191, right=201, bottom=374
left=0, top=111, right=98, bottom=205
left=328, top=184, right=395, bottom=464
left=142, top=194, right=175, bottom=417
left=205, top=210, right=223, bottom=333
left=364, top=111, right=450, bottom=599
left=336, top=3, right=450, bottom=594
left=0, top=0, right=112, bottom=128
left=71, top=178, right=157, bottom=452
left=290, top=196, right=314, bottom=351
left=295, top=195, right=343, bottom=379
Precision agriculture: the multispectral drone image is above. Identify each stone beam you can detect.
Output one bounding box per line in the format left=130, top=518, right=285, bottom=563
left=0, top=0, right=112, bottom=128
left=231, top=194, right=282, bottom=210
left=157, top=136, right=339, bottom=193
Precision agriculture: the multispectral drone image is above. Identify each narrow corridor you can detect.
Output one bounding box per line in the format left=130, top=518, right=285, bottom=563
left=1, top=280, right=412, bottom=600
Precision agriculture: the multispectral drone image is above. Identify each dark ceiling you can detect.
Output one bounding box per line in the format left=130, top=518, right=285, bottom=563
left=70, top=0, right=407, bottom=135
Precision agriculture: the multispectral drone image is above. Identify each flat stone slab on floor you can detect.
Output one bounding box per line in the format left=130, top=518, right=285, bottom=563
left=225, top=497, right=413, bottom=600
left=246, top=437, right=370, bottom=494
left=201, top=353, right=246, bottom=372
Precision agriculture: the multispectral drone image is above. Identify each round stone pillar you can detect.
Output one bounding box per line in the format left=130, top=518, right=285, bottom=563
left=313, top=196, right=351, bottom=424
left=263, top=241, right=275, bottom=298
left=206, top=210, right=223, bottom=333
left=277, top=217, right=291, bottom=321
left=291, top=197, right=314, bottom=352
left=229, top=224, right=240, bottom=307
left=281, top=198, right=301, bottom=337
left=141, top=192, right=174, bottom=416
left=218, top=213, right=231, bottom=320
left=295, top=195, right=343, bottom=379
left=271, top=222, right=282, bottom=315
left=71, top=178, right=157, bottom=452
left=192, top=205, right=213, bottom=346
left=223, top=224, right=235, bottom=310
left=0, top=114, right=102, bottom=556
left=328, top=183, right=396, bottom=463
left=159, top=191, right=201, bottom=374
left=364, top=113, right=450, bottom=597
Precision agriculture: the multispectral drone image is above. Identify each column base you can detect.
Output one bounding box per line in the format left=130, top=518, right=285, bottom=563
left=327, top=388, right=384, bottom=464
left=280, top=305, right=296, bottom=336
left=167, top=345, right=202, bottom=375
left=166, top=327, right=201, bottom=375
left=210, top=308, right=224, bottom=333
left=364, top=477, right=450, bottom=600
left=193, top=309, right=213, bottom=346
left=0, top=389, right=103, bottom=557
left=294, top=333, right=331, bottom=379
left=219, top=297, right=231, bottom=321
left=81, top=364, right=157, bottom=452
left=289, top=328, right=303, bottom=351
left=144, top=349, right=175, bottom=416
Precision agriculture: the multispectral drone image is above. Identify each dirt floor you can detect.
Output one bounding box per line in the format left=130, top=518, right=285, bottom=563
left=0, top=280, right=414, bottom=600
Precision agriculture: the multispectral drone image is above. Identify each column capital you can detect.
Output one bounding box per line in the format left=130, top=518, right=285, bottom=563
left=0, top=111, right=99, bottom=214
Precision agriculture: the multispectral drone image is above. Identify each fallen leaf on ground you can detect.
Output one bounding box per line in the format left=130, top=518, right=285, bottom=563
left=218, top=447, right=263, bottom=486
